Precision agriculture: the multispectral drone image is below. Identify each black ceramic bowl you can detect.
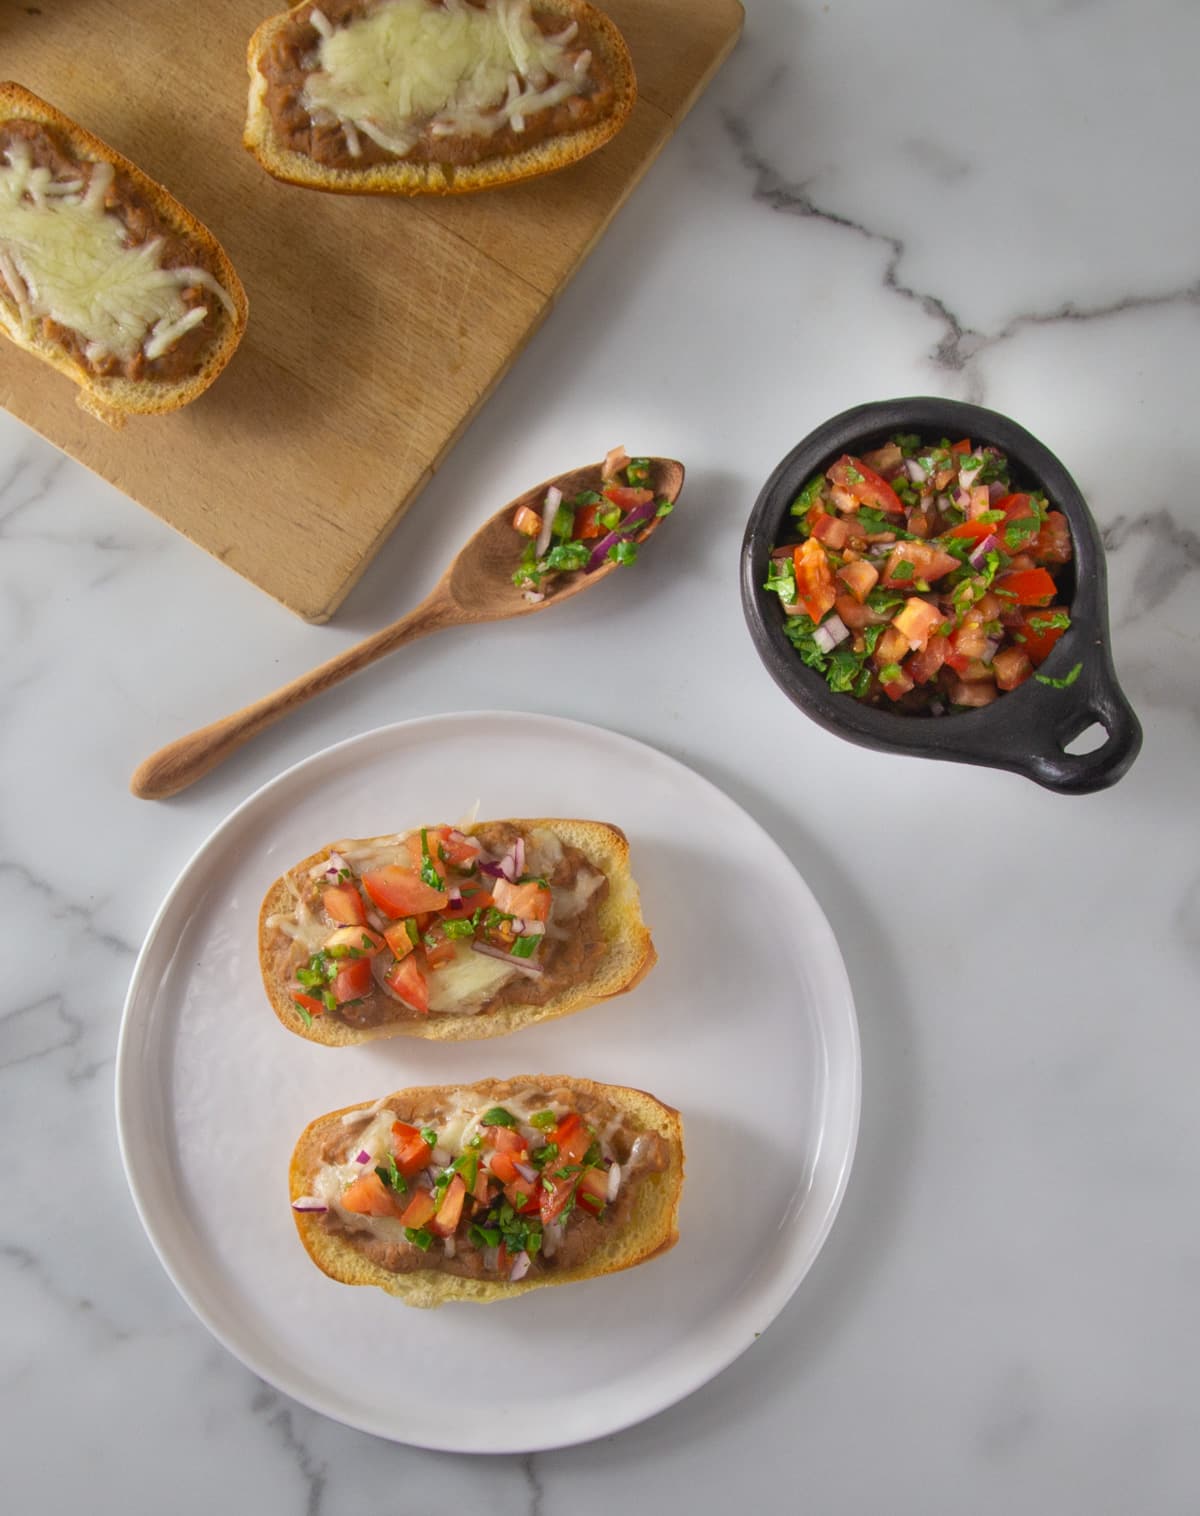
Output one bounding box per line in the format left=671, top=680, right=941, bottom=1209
left=741, top=398, right=1142, bottom=794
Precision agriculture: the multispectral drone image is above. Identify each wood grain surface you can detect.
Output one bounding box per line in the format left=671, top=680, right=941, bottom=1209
left=0, top=0, right=742, bottom=620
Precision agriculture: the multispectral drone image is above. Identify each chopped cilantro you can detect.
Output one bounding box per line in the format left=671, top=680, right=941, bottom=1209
left=891, top=559, right=915, bottom=582
left=866, top=587, right=905, bottom=616
left=321, top=989, right=337, bottom=1012
left=418, top=829, right=443, bottom=892
left=862, top=623, right=886, bottom=654
left=420, top=1127, right=438, bottom=1148
left=510, top=934, right=541, bottom=958
left=826, top=646, right=862, bottom=693
left=470, top=1224, right=500, bottom=1249
left=893, top=433, right=921, bottom=455
left=442, top=918, right=475, bottom=939
left=404, top=918, right=420, bottom=947
left=571, top=489, right=603, bottom=506
left=1004, top=518, right=1039, bottom=552
left=404, top=1227, right=433, bottom=1251
left=453, top=1150, right=479, bottom=1190
left=480, top=1107, right=517, bottom=1128
left=608, top=540, right=638, bottom=567
left=544, top=541, right=590, bottom=572
left=531, top=1142, right=558, bottom=1170
left=292, top=1000, right=313, bottom=1029
left=878, top=663, right=903, bottom=683
left=764, top=557, right=797, bottom=606
left=625, top=458, right=651, bottom=487
left=531, top=1111, right=557, bottom=1131
left=1029, top=610, right=1071, bottom=632
left=790, top=475, right=825, bottom=515
left=1034, top=661, right=1082, bottom=688
left=655, top=498, right=675, bottom=517
left=551, top=505, right=575, bottom=540
left=843, top=465, right=865, bottom=484
left=375, top=1155, right=407, bottom=1195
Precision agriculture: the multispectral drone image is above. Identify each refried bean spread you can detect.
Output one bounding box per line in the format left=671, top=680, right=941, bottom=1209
left=0, top=120, right=237, bottom=382
left=258, top=0, right=615, bottom=170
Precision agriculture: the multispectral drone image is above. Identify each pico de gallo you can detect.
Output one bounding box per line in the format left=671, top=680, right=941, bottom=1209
left=267, top=822, right=608, bottom=1031
left=765, top=433, right=1077, bottom=711
left=512, top=446, right=675, bottom=600
left=292, top=1081, right=673, bottom=1284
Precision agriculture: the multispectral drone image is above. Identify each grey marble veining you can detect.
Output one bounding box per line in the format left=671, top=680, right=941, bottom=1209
left=2, top=0, right=1200, bottom=1511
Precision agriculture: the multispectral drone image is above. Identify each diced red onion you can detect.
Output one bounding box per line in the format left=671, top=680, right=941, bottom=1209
left=936, top=493, right=952, bottom=512
left=606, top=1163, right=622, bottom=1202
left=365, top=910, right=383, bottom=931
left=443, top=1236, right=457, bottom=1259
left=471, top=940, right=544, bottom=977
left=980, top=638, right=1001, bottom=666
left=929, top=699, right=947, bottom=716
left=291, top=1197, right=328, bottom=1212
left=542, top=1218, right=565, bottom=1259
left=509, top=1251, right=532, bottom=1283
left=522, top=590, right=545, bottom=605
left=510, top=917, right=526, bottom=935
left=478, top=859, right=506, bottom=879
left=522, top=920, right=546, bottom=937
left=448, top=887, right=462, bottom=905
left=535, top=485, right=562, bottom=557
left=988, top=481, right=1007, bottom=504
left=483, top=1246, right=500, bottom=1272
left=513, top=836, right=526, bottom=876
left=812, top=613, right=850, bottom=654
left=958, top=456, right=984, bottom=488
left=953, top=486, right=971, bottom=510
left=513, top=1160, right=537, bottom=1185
left=417, top=1170, right=435, bottom=1190
left=904, top=458, right=928, bottom=483
left=585, top=498, right=659, bottom=572
left=431, top=1148, right=451, bottom=1169
left=355, top=1149, right=371, bottom=1165
left=968, top=533, right=1000, bottom=568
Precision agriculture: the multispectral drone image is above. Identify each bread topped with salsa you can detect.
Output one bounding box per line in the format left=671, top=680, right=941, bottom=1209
left=259, top=817, right=656, bottom=1043
left=290, top=1075, right=684, bottom=1306
left=243, top=0, right=636, bottom=194
left=0, top=83, right=247, bottom=428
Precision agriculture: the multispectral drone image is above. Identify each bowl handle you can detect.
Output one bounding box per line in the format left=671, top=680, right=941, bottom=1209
left=1016, top=660, right=1143, bottom=794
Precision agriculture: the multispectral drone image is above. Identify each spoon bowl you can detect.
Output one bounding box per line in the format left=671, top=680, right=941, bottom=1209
left=132, top=456, right=684, bottom=799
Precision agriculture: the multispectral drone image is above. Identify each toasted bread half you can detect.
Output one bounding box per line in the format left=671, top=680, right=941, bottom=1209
left=290, top=1076, right=685, bottom=1306
left=0, top=82, right=248, bottom=428
left=258, top=818, right=656, bottom=1045
left=243, top=0, right=636, bottom=195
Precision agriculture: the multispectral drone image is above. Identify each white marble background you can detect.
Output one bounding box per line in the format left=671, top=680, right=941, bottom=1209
left=4, top=0, right=1199, bottom=1511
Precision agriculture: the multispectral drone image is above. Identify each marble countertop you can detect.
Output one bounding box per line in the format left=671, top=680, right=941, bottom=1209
left=4, top=0, right=1199, bottom=1509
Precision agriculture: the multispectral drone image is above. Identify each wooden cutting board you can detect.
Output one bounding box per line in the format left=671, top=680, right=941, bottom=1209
left=0, top=0, right=742, bottom=621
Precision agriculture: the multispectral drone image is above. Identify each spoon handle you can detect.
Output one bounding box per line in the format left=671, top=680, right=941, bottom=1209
left=130, top=592, right=464, bottom=800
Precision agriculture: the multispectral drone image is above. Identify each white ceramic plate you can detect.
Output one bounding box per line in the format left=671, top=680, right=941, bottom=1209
left=116, top=713, right=860, bottom=1452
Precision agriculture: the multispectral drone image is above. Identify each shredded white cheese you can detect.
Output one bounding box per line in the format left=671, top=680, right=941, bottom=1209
left=0, top=139, right=235, bottom=363
left=300, top=0, right=591, bottom=157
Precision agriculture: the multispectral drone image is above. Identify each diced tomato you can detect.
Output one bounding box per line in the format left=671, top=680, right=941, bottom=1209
left=879, top=665, right=915, bottom=702
left=946, top=519, right=995, bottom=543
left=322, top=884, right=366, bottom=926
left=491, top=878, right=551, bottom=922
left=975, top=591, right=1004, bottom=621
left=995, top=568, right=1057, bottom=606
left=539, top=1173, right=574, bottom=1225
left=992, top=647, right=1033, bottom=690
left=489, top=1151, right=520, bottom=1185
left=512, top=505, right=541, bottom=537
left=383, top=921, right=417, bottom=959
left=791, top=538, right=838, bottom=624
left=341, top=1173, right=398, bottom=1218
left=332, top=955, right=373, bottom=1004
left=960, top=659, right=997, bottom=682
left=552, top=1113, right=591, bottom=1170
left=404, top=832, right=446, bottom=881
left=429, top=1174, right=466, bottom=1237
left=489, top=1127, right=528, bottom=1157
left=873, top=626, right=912, bottom=667
left=810, top=513, right=850, bottom=550
left=951, top=615, right=992, bottom=662
left=575, top=504, right=604, bottom=539
left=950, top=438, right=972, bottom=456
left=906, top=511, right=932, bottom=538
left=892, top=596, right=943, bottom=651
left=398, top=1189, right=436, bottom=1229
left=827, top=454, right=903, bottom=515
left=860, top=441, right=903, bottom=475
left=834, top=593, right=888, bottom=631
left=384, top=954, right=428, bottom=1014
left=439, top=829, right=482, bottom=869
left=1033, top=510, right=1072, bottom=565
left=576, top=1168, right=609, bottom=1216
left=944, top=673, right=998, bottom=707
left=880, top=542, right=959, bottom=588
left=994, top=492, right=1036, bottom=525
left=602, top=484, right=653, bottom=509
left=836, top=560, right=879, bottom=603
left=1012, top=605, right=1069, bottom=665
left=442, top=884, right=493, bottom=922
left=908, top=634, right=950, bottom=685
left=391, top=1121, right=433, bottom=1177
left=966, top=486, right=992, bottom=520
left=361, top=866, right=448, bottom=917
left=472, top=1166, right=492, bottom=1206
left=504, top=1180, right=541, bottom=1215
left=323, top=925, right=384, bottom=957
left=422, top=925, right=457, bottom=971
left=291, top=992, right=325, bottom=1018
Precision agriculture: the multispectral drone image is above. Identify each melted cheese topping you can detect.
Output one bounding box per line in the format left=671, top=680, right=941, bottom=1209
left=426, top=939, right=517, bottom=1013
left=0, top=140, right=236, bottom=363
left=301, top=0, right=592, bottom=158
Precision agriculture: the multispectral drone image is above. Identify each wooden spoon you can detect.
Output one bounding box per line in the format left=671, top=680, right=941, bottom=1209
left=131, top=457, right=684, bottom=800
